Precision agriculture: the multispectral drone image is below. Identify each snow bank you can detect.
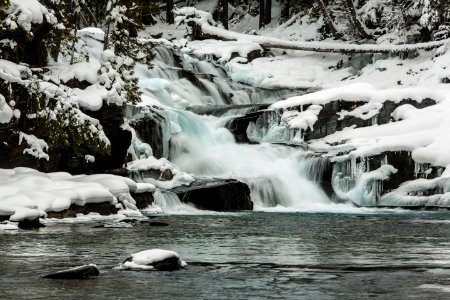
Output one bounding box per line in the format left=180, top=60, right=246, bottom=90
left=0, top=168, right=145, bottom=221
left=119, top=249, right=187, bottom=270
left=270, top=83, right=445, bottom=109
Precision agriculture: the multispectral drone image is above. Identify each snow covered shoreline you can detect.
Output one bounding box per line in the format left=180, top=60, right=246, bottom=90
left=0, top=167, right=155, bottom=223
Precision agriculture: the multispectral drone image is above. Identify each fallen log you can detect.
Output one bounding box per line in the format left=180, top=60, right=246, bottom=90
left=175, top=7, right=448, bottom=54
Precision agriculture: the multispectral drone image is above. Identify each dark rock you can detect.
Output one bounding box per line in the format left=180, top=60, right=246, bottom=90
left=46, top=203, right=119, bottom=219
left=226, top=111, right=265, bottom=143
left=85, top=103, right=132, bottom=172
left=171, top=179, right=253, bottom=211
left=160, top=169, right=173, bottom=181
left=63, top=79, right=91, bottom=90
left=18, top=219, right=45, bottom=229
left=376, top=98, right=436, bottom=125
left=129, top=110, right=167, bottom=159
left=43, top=265, right=100, bottom=279
left=131, top=191, right=154, bottom=209
left=149, top=221, right=169, bottom=227
left=152, top=257, right=181, bottom=271
left=366, top=151, right=440, bottom=194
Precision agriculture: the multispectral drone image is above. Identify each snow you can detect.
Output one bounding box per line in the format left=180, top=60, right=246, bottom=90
left=187, top=39, right=262, bottom=62
left=270, top=83, right=445, bottom=109
left=6, top=0, right=58, bottom=31
left=0, top=168, right=144, bottom=221
left=127, top=157, right=194, bottom=189
left=19, top=132, right=49, bottom=161
left=175, top=7, right=448, bottom=54
left=0, top=94, right=13, bottom=124
left=119, top=249, right=187, bottom=270
left=0, top=221, right=19, bottom=230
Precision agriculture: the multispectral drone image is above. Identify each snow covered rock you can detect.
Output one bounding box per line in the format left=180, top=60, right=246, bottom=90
left=119, top=249, right=187, bottom=271
left=0, top=168, right=144, bottom=222
left=43, top=264, right=100, bottom=279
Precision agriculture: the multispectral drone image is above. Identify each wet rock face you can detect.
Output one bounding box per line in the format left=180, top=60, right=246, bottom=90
left=227, top=98, right=437, bottom=145
left=226, top=111, right=264, bottom=143
left=130, top=112, right=167, bottom=159
left=131, top=192, right=155, bottom=210
left=43, top=265, right=100, bottom=279
left=366, top=151, right=441, bottom=194
left=86, top=103, right=132, bottom=173
left=171, top=179, right=253, bottom=211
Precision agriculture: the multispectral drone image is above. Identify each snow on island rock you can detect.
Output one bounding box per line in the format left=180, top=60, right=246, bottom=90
left=0, top=168, right=154, bottom=222
left=119, top=249, right=187, bottom=271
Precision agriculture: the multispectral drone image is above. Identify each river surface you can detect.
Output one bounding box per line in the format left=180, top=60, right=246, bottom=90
left=2, top=211, right=450, bottom=299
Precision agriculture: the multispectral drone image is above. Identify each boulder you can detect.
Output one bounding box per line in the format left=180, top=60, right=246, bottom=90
left=43, top=264, right=100, bottom=279
left=171, top=178, right=253, bottom=211
left=120, top=249, right=187, bottom=271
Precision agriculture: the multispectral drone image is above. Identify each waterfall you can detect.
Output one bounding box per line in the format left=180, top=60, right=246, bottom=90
left=129, top=43, right=340, bottom=212
left=167, top=109, right=331, bottom=210
left=137, top=45, right=302, bottom=108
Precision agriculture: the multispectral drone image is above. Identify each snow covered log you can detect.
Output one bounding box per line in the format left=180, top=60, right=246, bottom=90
left=176, top=8, right=448, bottom=54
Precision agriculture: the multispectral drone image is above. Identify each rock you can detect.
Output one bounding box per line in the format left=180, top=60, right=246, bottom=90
left=171, top=178, right=253, bottom=211
left=18, top=219, right=45, bottom=229
left=160, top=169, right=173, bottom=181
left=129, top=109, right=168, bottom=159
left=43, top=264, right=100, bottom=279
left=131, top=191, right=154, bottom=209
left=149, top=221, right=169, bottom=227
left=46, top=203, right=119, bottom=219
left=226, top=111, right=264, bottom=143
left=120, top=249, right=187, bottom=271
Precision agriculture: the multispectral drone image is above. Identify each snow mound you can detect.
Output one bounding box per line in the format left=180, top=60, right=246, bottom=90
left=118, top=249, right=187, bottom=271
left=0, top=168, right=143, bottom=221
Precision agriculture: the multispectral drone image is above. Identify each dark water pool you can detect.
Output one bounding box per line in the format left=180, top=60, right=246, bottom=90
left=2, top=211, right=450, bottom=299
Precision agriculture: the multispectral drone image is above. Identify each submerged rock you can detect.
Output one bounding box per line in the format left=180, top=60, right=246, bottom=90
left=149, top=221, right=169, bottom=227
left=120, top=249, right=187, bottom=271
left=43, top=264, right=100, bottom=279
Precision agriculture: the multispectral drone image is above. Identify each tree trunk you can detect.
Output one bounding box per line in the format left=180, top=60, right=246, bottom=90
left=317, top=0, right=341, bottom=38
left=166, top=0, right=174, bottom=24
left=265, top=0, right=272, bottom=24
left=259, top=0, right=265, bottom=28
left=221, top=0, right=228, bottom=30
left=280, top=0, right=290, bottom=22
left=343, top=0, right=371, bottom=39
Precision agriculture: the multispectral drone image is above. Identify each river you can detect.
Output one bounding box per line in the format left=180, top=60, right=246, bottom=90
left=2, top=211, right=450, bottom=299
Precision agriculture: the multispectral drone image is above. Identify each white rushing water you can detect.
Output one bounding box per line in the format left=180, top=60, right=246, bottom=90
left=167, top=109, right=332, bottom=211
left=133, top=45, right=380, bottom=213
left=137, top=46, right=298, bottom=108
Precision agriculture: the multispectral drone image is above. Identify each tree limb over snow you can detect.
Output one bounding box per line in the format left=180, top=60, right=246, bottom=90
left=175, top=7, right=448, bottom=54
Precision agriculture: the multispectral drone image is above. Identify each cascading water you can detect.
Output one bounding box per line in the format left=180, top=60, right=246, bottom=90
left=136, top=45, right=302, bottom=108
left=131, top=44, right=339, bottom=212
left=168, top=109, right=331, bottom=210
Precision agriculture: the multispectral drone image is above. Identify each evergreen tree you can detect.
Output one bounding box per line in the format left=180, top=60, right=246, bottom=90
left=103, top=0, right=155, bottom=104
